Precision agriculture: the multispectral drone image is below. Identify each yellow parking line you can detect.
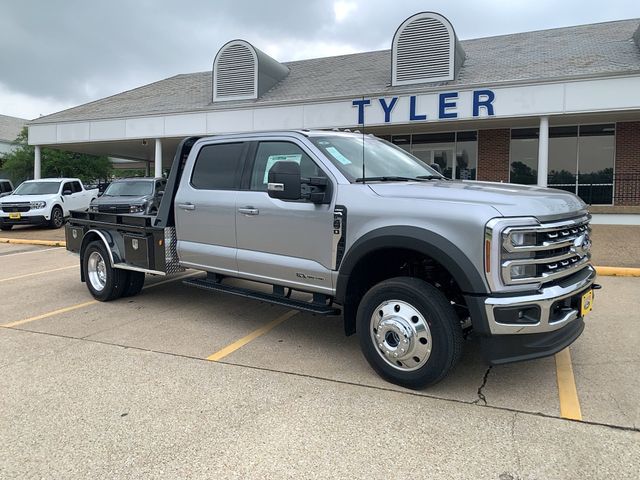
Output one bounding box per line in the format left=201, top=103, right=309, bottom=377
left=555, top=348, right=582, bottom=420
left=207, top=310, right=298, bottom=361
left=0, top=265, right=77, bottom=283
left=1, top=300, right=98, bottom=328
left=0, top=238, right=66, bottom=247
left=0, top=271, right=199, bottom=329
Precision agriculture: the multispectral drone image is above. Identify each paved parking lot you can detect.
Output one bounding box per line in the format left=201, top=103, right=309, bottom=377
left=1, top=242, right=638, bottom=479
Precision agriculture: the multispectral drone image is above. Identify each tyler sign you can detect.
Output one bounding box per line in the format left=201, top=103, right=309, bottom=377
left=352, top=89, right=496, bottom=125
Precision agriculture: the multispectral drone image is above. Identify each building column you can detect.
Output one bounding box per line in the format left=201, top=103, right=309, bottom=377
left=537, top=116, right=549, bottom=187
left=34, top=146, right=41, bottom=179
left=154, top=139, right=162, bottom=178
left=145, top=160, right=151, bottom=177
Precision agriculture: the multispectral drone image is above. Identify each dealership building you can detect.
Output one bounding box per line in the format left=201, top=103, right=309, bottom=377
left=27, top=12, right=640, bottom=207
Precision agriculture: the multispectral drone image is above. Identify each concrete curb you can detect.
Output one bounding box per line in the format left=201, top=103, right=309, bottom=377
left=0, top=238, right=66, bottom=247
left=594, top=266, right=640, bottom=277
left=1, top=237, right=639, bottom=276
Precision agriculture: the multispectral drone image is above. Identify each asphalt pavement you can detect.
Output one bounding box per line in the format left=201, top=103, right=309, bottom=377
left=0, top=243, right=638, bottom=479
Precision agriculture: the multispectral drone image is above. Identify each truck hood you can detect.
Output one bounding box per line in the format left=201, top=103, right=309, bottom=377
left=93, top=195, right=149, bottom=205
left=0, top=194, right=59, bottom=203
left=367, top=180, right=587, bottom=218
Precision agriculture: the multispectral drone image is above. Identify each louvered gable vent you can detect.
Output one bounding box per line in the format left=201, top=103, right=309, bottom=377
left=213, top=40, right=289, bottom=102
left=392, top=12, right=465, bottom=86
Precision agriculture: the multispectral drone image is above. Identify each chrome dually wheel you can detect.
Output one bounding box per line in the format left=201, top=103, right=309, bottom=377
left=87, top=251, right=107, bottom=292
left=371, top=299, right=433, bottom=371
left=82, top=240, right=128, bottom=301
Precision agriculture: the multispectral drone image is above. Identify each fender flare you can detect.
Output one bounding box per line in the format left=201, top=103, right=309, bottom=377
left=335, top=226, right=489, bottom=304
left=79, top=229, right=123, bottom=282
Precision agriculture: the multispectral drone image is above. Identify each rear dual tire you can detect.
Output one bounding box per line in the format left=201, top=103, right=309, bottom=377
left=83, top=241, right=145, bottom=301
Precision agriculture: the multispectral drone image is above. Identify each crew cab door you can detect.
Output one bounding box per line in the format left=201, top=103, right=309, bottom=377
left=235, top=139, right=335, bottom=294
left=174, top=141, right=248, bottom=274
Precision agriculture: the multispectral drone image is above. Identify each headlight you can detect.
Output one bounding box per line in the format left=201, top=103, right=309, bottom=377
left=508, top=231, right=537, bottom=248
left=89, top=204, right=99, bottom=212
left=30, top=201, right=47, bottom=209
left=129, top=205, right=144, bottom=213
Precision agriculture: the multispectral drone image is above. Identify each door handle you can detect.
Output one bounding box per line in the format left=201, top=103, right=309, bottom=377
left=238, top=207, right=259, bottom=216
left=178, top=203, right=195, bottom=211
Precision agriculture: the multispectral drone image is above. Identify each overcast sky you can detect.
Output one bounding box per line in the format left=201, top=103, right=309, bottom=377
left=1, top=0, right=638, bottom=120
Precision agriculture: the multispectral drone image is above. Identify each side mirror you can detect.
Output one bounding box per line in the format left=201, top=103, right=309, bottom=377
left=430, top=163, right=443, bottom=174
left=63, top=190, right=72, bottom=196
left=267, top=161, right=301, bottom=200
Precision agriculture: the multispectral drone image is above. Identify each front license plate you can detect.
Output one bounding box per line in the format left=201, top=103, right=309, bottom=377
left=8, top=212, right=21, bottom=220
left=581, top=290, right=594, bottom=316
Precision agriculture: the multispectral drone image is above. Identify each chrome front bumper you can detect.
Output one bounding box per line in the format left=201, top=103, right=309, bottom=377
left=485, top=266, right=596, bottom=335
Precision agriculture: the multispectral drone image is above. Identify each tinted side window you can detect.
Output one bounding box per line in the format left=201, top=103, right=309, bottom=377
left=72, top=181, right=82, bottom=193
left=62, top=182, right=73, bottom=193
left=250, top=142, right=325, bottom=191
left=0, top=182, right=9, bottom=193
left=191, top=143, right=244, bottom=190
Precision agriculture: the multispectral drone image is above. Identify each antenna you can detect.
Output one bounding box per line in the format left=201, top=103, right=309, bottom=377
left=361, top=96, right=366, bottom=183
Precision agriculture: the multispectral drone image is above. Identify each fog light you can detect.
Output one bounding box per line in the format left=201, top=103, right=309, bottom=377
left=494, top=305, right=541, bottom=325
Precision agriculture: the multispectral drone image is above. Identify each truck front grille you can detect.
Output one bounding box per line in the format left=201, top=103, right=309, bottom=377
left=97, top=204, right=130, bottom=214
left=500, top=216, right=591, bottom=286
left=1, top=203, right=30, bottom=213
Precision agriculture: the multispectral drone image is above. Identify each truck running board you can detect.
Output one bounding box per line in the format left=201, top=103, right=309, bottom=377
left=183, top=277, right=342, bottom=316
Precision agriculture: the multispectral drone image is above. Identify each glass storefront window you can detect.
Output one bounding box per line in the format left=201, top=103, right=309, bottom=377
left=391, top=131, right=477, bottom=180
left=510, top=124, right=615, bottom=204
left=548, top=126, right=578, bottom=195
left=577, top=125, right=615, bottom=204
left=510, top=129, right=538, bottom=185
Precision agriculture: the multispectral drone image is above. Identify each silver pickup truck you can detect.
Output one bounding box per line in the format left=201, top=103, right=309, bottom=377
left=65, top=131, right=598, bottom=389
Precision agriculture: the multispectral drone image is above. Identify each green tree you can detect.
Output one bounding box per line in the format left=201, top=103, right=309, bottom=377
left=0, top=127, right=112, bottom=184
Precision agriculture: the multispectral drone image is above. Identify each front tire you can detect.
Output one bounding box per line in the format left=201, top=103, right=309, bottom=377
left=356, top=277, right=463, bottom=389
left=0, top=225, right=12, bottom=231
left=49, top=206, right=64, bottom=229
left=82, top=241, right=128, bottom=301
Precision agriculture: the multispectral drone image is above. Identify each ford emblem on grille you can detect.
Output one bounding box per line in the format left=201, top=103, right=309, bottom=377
left=572, top=234, right=590, bottom=257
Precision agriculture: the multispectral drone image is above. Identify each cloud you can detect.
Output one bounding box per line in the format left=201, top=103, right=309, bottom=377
left=0, top=0, right=638, bottom=118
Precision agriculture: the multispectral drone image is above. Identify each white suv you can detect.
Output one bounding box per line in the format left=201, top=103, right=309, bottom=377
left=0, top=178, right=98, bottom=230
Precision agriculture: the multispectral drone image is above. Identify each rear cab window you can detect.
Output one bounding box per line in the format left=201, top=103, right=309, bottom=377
left=190, top=142, right=246, bottom=190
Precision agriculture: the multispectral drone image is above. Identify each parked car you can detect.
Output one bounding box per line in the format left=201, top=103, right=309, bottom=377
left=89, top=177, right=166, bottom=215
left=65, top=132, right=597, bottom=389
left=0, top=178, right=98, bottom=230
left=0, top=179, right=14, bottom=198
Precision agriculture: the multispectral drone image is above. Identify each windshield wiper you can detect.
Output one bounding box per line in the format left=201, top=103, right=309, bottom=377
left=415, top=175, right=448, bottom=180
left=355, top=176, right=419, bottom=183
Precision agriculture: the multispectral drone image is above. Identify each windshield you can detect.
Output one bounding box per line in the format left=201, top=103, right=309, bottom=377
left=13, top=182, right=61, bottom=195
left=309, top=135, right=442, bottom=182
left=103, top=180, right=153, bottom=197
